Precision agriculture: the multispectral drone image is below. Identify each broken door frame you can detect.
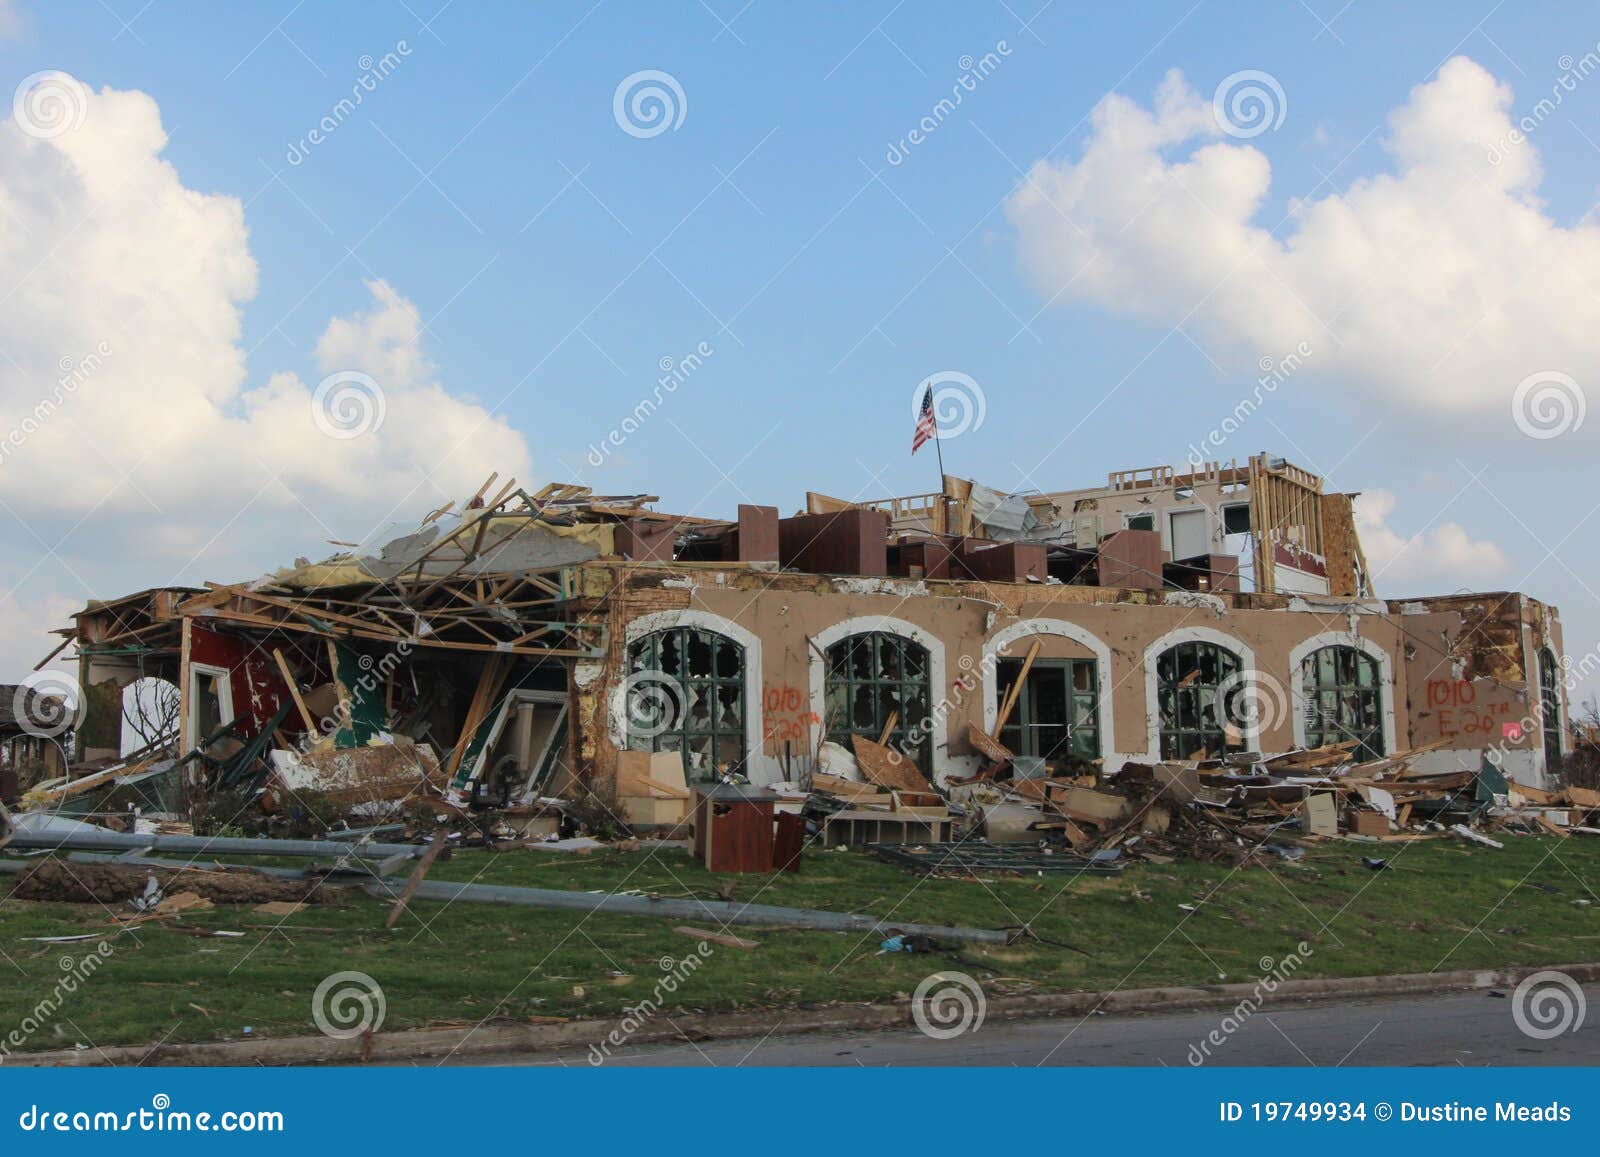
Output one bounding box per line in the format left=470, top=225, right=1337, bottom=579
left=456, top=687, right=569, bottom=797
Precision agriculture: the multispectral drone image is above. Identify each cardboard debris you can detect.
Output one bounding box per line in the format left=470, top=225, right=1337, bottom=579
left=850, top=734, right=935, bottom=794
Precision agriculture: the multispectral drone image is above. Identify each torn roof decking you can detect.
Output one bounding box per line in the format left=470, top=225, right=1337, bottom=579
left=71, top=482, right=642, bottom=661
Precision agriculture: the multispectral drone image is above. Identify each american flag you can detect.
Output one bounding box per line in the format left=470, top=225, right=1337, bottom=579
left=912, top=385, right=936, bottom=454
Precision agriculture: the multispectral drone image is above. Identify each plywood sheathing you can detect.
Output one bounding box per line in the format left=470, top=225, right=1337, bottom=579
left=1319, top=492, right=1370, bottom=598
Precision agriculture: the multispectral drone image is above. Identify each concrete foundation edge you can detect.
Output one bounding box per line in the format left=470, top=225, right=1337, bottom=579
left=15, top=960, right=1600, bottom=1067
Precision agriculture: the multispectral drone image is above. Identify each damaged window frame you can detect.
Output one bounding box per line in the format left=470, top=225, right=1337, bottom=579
left=995, top=656, right=1100, bottom=771
left=1539, top=647, right=1562, bottom=772
left=1156, top=640, right=1246, bottom=760
left=1300, top=644, right=1385, bottom=762
left=824, top=631, right=932, bottom=772
left=626, top=627, right=746, bottom=781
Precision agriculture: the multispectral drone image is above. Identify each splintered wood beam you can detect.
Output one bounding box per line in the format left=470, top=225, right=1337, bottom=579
left=272, top=648, right=317, bottom=732
left=993, top=640, right=1041, bottom=735
left=384, top=827, right=450, bottom=930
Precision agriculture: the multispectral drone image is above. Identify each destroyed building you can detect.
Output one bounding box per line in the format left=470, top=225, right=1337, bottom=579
left=43, top=455, right=1568, bottom=828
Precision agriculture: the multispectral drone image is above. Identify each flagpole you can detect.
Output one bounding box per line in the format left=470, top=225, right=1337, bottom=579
left=928, top=387, right=947, bottom=532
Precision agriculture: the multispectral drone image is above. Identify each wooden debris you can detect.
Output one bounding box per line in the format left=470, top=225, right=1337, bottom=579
left=674, top=925, right=760, bottom=950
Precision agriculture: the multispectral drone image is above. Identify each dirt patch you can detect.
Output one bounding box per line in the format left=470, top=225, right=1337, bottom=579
left=12, top=859, right=328, bottom=906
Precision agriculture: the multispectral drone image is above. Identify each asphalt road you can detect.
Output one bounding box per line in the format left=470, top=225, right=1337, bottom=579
left=465, top=985, right=1600, bottom=1067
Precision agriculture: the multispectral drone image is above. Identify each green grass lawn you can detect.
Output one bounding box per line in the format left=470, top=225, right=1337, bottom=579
left=1, top=834, right=1597, bottom=1055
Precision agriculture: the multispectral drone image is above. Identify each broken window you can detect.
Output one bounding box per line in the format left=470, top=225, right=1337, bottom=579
left=187, top=664, right=234, bottom=748
left=1540, top=648, right=1562, bottom=772
left=1300, top=645, right=1384, bottom=761
left=626, top=627, right=745, bottom=779
left=1156, top=641, right=1245, bottom=759
left=996, top=658, right=1099, bottom=770
left=825, top=632, right=932, bottom=771
left=1222, top=504, right=1251, bottom=535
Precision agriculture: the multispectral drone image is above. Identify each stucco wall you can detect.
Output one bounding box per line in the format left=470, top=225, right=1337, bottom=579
left=571, top=563, right=1560, bottom=788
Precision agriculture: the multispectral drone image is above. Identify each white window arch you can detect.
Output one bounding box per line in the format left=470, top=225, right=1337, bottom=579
left=809, top=615, right=949, bottom=782
left=1288, top=631, right=1397, bottom=758
left=1143, top=626, right=1258, bottom=757
left=980, top=619, right=1115, bottom=761
left=612, top=609, right=769, bottom=782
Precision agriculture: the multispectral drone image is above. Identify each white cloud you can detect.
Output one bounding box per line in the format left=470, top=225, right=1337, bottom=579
left=1005, top=57, right=1600, bottom=422
left=1354, top=489, right=1509, bottom=590
left=0, top=587, right=78, bottom=688
left=0, top=74, right=531, bottom=519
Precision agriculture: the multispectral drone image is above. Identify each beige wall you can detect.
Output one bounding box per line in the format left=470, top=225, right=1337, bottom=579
left=574, top=564, right=1560, bottom=787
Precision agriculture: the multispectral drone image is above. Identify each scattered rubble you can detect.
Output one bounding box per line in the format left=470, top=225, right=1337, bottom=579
left=12, top=858, right=326, bottom=907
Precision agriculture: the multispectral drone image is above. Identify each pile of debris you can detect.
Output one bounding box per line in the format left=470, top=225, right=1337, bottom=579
left=947, top=738, right=1600, bottom=867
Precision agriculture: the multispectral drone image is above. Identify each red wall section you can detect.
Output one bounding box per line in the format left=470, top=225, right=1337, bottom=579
left=188, top=623, right=295, bottom=740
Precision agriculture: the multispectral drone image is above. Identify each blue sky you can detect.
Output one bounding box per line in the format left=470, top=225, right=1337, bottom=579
left=1, top=0, right=1597, bottom=707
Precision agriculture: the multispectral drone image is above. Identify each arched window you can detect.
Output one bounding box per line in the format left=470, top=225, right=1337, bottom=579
left=1540, top=648, right=1562, bottom=772
left=1300, top=644, right=1384, bottom=761
left=625, top=627, right=745, bottom=779
left=1156, top=640, right=1245, bottom=759
left=824, top=632, right=931, bottom=771
left=997, top=658, right=1100, bottom=770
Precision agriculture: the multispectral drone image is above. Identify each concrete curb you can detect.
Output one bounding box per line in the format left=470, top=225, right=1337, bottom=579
left=13, top=960, right=1599, bottom=1067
